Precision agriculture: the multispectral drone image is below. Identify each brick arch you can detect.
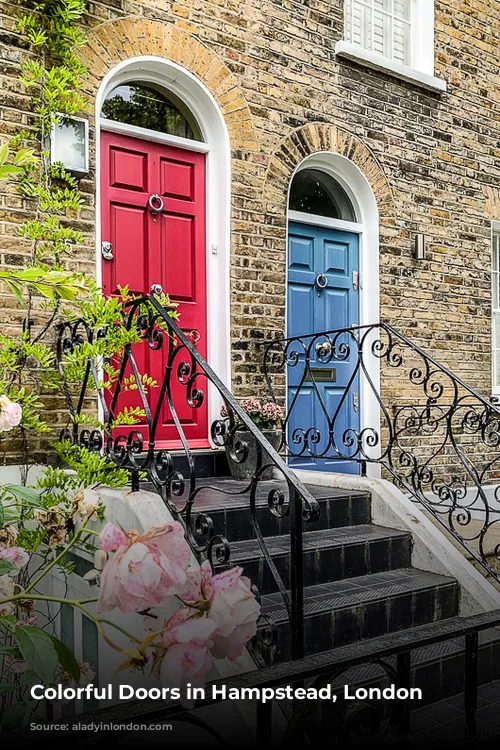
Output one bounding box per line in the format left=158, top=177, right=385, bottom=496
left=78, top=16, right=257, bottom=151
left=262, top=123, right=395, bottom=221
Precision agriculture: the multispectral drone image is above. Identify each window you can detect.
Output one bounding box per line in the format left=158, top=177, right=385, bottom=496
left=101, top=82, right=202, bottom=141
left=493, top=228, right=500, bottom=392
left=336, top=0, right=446, bottom=92
left=289, top=169, right=356, bottom=222
left=345, top=0, right=412, bottom=66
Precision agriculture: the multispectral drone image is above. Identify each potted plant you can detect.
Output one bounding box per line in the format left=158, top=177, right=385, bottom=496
left=221, top=398, right=283, bottom=481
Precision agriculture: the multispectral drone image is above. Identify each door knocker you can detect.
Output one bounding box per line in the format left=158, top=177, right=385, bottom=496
left=148, top=194, right=164, bottom=218
left=315, top=273, right=329, bottom=296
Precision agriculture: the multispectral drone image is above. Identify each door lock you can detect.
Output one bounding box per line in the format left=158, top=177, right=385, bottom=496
left=352, top=271, right=359, bottom=292
left=353, top=391, right=359, bottom=413
left=101, top=241, right=113, bottom=260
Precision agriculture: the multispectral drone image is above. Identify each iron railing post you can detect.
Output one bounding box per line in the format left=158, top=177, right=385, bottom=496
left=290, top=487, right=304, bottom=660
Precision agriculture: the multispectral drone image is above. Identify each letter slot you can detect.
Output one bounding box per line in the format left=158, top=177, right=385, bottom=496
left=309, top=367, right=337, bottom=382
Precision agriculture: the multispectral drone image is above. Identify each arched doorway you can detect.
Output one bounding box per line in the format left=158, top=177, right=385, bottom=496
left=286, top=153, right=380, bottom=475
left=95, top=57, right=231, bottom=448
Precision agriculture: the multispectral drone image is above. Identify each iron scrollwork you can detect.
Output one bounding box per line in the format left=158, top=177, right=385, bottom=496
left=57, top=295, right=320, bottom=666
left=263, top=322, right=500, bottom=584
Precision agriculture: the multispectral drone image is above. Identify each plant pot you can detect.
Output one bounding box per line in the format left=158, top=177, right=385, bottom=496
left=225, top=429, right=282, bottom=482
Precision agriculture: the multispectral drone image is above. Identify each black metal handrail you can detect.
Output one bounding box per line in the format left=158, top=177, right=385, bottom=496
left=56, top=295, right=320, bottom=663
left=263, top=322, right=500, bottom=583
left=36, top=608, right=500, bottom=745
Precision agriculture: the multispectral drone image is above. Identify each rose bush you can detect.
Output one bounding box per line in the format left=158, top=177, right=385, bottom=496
left=93, top=523, right=260, bottom=697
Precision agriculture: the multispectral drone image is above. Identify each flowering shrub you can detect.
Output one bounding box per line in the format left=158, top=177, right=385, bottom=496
left=95, top=523, right=260, bottom=701
left=220, top=398, right=283, bottom=430
left=0, top=506, right=260, bottom=724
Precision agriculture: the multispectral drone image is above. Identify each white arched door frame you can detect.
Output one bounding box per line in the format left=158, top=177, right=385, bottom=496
left=95, top=56, right=231, bottom=436
left=286, top=152, right=381, bottom=477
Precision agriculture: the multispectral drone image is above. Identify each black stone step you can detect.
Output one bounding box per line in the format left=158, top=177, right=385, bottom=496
left=260, top=568, right=459, bottom=663
left=181, top=480, right=371, bottom=542
left=225, top=525, right=411, bottom=593
left=143, top=449, right=229, bottom=481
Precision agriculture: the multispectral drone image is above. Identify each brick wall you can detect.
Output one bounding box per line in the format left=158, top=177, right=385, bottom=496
left=0, top=0, right=498, bottom=419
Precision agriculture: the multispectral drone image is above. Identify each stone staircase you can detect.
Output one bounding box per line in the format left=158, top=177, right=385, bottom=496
left=175, top=470, right=500, bottom=713
left=203, top=481, right=457, bottom=665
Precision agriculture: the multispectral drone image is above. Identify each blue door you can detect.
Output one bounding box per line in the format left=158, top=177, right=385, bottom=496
left=287, top=221, right=360, bottom=474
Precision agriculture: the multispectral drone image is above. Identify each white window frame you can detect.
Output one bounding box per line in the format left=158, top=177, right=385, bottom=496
left=492, top=222, right=500, bottom=396
left=336, top=0, right=447, bottom=93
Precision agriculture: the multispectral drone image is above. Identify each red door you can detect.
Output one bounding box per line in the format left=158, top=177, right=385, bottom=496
left=100, top=130, right=208, bottom=447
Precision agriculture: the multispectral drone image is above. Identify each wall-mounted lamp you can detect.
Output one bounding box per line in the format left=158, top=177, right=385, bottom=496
left=414, top=233, right=426, bottom=260
left=50, top=115, right=89, bottom=176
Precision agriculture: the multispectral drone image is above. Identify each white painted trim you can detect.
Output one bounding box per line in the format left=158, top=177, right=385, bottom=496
left=413, top=0, right=436, bottom=76
left=335, top=40, right=447, bottom=93
left=100, top=118, right=210, bottom=153
left=94, top=57, right=231, bottom=443
left=288, top=209, right=363, bottom=234
left=286, top=152, right=381, bottom=478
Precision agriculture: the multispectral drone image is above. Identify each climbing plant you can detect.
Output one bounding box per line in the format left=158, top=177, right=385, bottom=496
left=0, top=0, right=195, bottom=732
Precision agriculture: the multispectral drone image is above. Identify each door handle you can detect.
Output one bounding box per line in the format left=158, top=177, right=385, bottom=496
left=148, top=194, right=164, bottom=216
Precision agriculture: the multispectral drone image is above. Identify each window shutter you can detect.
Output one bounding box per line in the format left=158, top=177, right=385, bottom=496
left=345, top=0, right=412, bottom=66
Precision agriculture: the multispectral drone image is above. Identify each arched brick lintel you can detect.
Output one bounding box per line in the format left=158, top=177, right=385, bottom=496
left=78, top=16, right=258, bottom=152
left=263, top=123, right=395, bottom=222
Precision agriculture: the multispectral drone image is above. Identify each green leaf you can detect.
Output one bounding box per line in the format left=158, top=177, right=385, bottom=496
left=0, top=143, right=8, bottom=166
left=50, top=636, right=80, bottom=683
left=14, top=626, right=59, bottom=684
left=1, top=703, right=26, bottom=732
left=20, top=669, right=38, bottom=687
left=0, top=682, right=15, bottom=696
left=0, top=560, right=15, bottom=576
left=0, top=615, right=16, bottom=627
left=5, top=485, right=42, bottom=507
left=2, top=278, right=23, bottom=304
left=0, top=502, right=3, bottom=527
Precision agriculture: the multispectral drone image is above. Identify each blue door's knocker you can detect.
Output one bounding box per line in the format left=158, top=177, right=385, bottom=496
left=315, top=273, right=328, bottom=296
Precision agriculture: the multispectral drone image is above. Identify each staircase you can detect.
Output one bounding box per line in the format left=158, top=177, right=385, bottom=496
left=176, top=470, right=497, bottom=709
left=57, top=299, right=500, bottom=743
left=207, top=480, right=457, bottom=657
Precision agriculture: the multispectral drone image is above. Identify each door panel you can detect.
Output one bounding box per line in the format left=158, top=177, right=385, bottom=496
left=101, top=131, right=208, bottom=447
left=287, top=221, right=360, bottom=474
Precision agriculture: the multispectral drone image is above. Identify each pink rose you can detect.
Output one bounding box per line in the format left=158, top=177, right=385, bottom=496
left=0, top=546, right=29, bottom=570
left=159, top=609, right=217, bottom=705
left=202, top=562, right=261, bottom=661
left=15, top=617, right=37, bottom=628
left=99, top=522, right=127, bottom=552
left=0, top=574, right=15, bottom=616
left=0, top=395, right=22, bottom=431
left=96, top=522, right=192, bottom=613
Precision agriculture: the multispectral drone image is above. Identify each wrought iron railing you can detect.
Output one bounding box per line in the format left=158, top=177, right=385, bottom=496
left=56, top=294, right=320, bottom=664
left=32, top=608, right=500, bottom=746
left=262, top=323, right=500, bottom=583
